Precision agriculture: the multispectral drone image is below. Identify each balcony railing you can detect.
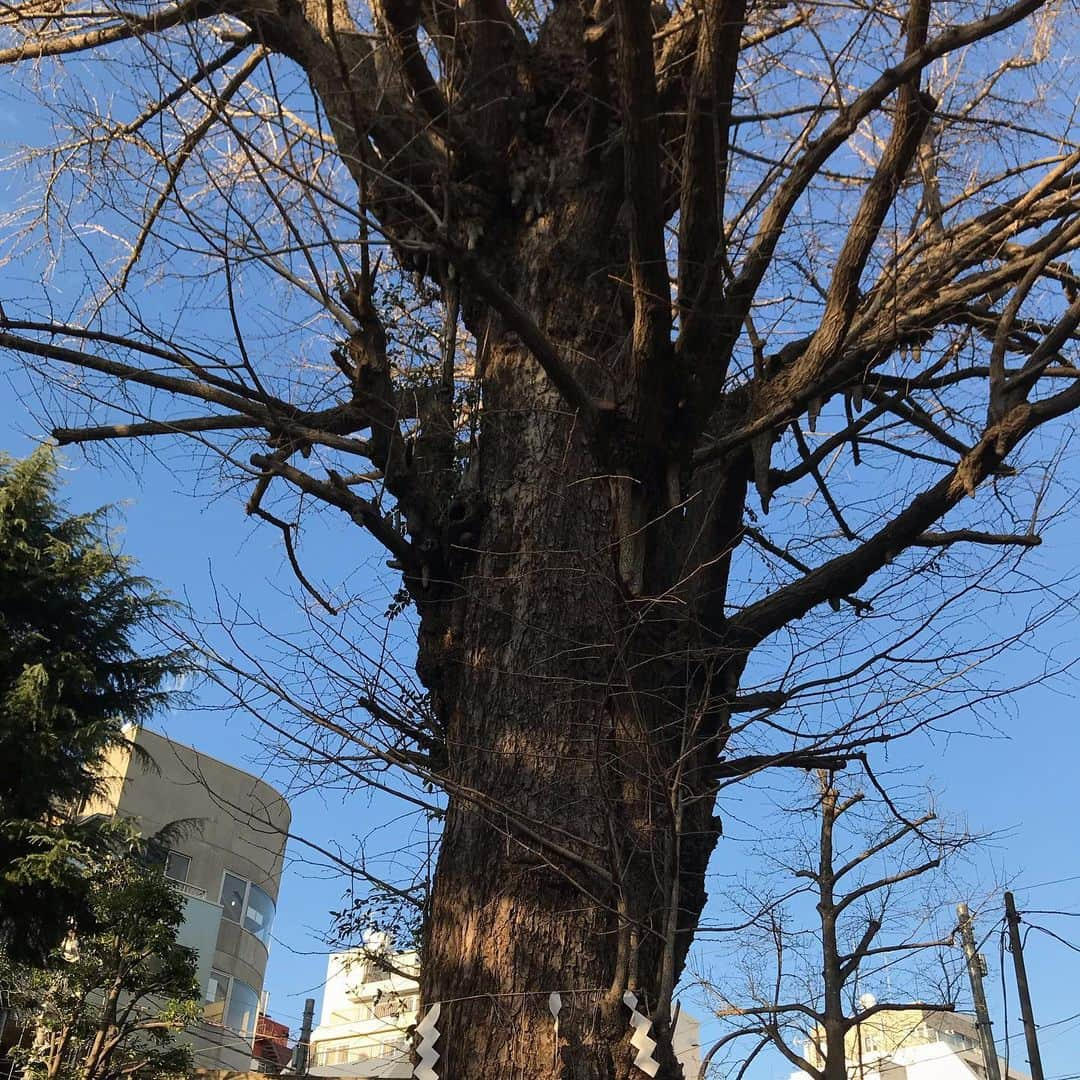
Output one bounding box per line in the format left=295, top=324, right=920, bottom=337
left=169, top=878, right=208, bottom=899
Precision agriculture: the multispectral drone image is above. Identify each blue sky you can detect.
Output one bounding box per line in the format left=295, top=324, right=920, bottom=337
left=2, top=17, right=1080, bottom=1075
left=0, top=391, right=397, bottom=1033
left=3, top=377, right=1080, bottom=1077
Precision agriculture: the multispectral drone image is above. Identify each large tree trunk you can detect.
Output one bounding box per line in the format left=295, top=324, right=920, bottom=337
left=419, top=366, right=694, bottom=1077
left=14, top=1, right=1074, bottom=1077
left=415, top=192, right=730, bottom=1078
left=420, top=401, right=631, bottom=1076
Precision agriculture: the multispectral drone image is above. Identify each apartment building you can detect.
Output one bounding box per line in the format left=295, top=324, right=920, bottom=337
left=87, top=726, right=291, bottom=1071
left=790, top=1004, right=1030, bottom=1080
left=307, top=945, right=701, bottom=1078
left=309, top=948, right=419, bottom=1078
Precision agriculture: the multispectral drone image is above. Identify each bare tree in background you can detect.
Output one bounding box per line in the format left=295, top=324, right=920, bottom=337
left=697, top=770, right=974, bottom=1080
left=1, top=0, right=1079, bottom=1074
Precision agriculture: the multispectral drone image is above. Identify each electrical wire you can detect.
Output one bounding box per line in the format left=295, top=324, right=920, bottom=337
left=1026, top=924, right=1080, bottom=955
left=1013, top=875, right=1080, bottom=891
left=1038, top=1011, right=1080, bottom=1032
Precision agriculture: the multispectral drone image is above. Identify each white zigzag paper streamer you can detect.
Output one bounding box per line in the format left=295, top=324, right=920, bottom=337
left=548, top=992, right=563, bottom=1067
left=413, top=1002, right=441, bottom=1080
left=622, top=990, right=660, bottom=1077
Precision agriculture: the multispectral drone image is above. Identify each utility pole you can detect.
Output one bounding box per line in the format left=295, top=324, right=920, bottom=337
left=1005, top=891, right=1045, bottom=1080
left=958, top=902, right=1002, bottom=1080
left=292, top=997, right=316, bottom=1076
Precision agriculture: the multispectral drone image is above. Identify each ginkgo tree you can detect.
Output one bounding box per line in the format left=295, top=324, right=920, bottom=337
left=697, top=771, right=976, bottom=1080
left=2, top=0, right=1079, bottom=1075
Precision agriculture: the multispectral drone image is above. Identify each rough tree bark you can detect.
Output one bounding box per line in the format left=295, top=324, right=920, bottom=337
left=2, top=0, right=1080, bottom=1077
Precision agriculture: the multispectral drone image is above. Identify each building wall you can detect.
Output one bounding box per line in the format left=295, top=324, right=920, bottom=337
left=309, top=949, right=420, bottom=1078
left=309, top=948, right=702, bottom=1078
left=87, top=726, right=291, bottom=1072
left=790, top=1009, right=1029, bottom=1080
left=672, top=1008, right=702, bottom=1079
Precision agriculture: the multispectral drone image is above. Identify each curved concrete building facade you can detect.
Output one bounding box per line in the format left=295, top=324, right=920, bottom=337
left=88, top=726, right=291, bottom=1071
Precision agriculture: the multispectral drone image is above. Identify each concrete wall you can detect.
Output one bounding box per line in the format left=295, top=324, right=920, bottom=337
left=88, top=726, right=291, bottom=1071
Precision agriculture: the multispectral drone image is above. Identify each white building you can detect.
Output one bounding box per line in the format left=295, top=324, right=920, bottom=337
left=309, top=946, right=701, bottom=1078
left=309, top=949, right=419, bottom=1078
left=788, top=1007, right=1030, bottom=1080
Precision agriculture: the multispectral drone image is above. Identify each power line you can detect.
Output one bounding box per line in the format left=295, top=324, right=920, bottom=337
left=1013, top=875, right=1080, bottom=891
left=1038, top=1011, right=1080, bottom=1033
left=1026, top=924, right=1080, bottom=955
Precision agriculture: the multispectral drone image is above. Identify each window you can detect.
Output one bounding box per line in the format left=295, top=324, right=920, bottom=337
left=225, top=978, right=260, bottom=1036
left=245, top=883, right=274, bottom=940
left=204, top=969, right=228, bottom=1026
left=164, top=851, right=191, bottom=884
left=204, top=970, right=260, bottom=1037
left=315, top=1042, right=371, bottom=1066
left=311, top=1038, right=417, bottom=1067
left=221, top=872, right=247, bottom=924
left=219, top=872, right=276, bottom=946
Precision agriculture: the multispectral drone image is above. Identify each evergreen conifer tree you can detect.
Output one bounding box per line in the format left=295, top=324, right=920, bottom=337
left=0, top=448, right=187, bottom=963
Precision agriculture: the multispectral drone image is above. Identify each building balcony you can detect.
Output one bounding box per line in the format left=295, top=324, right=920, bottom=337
left=171, top=878, right=209, bottom=900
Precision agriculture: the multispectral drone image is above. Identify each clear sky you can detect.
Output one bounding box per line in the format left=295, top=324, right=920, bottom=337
left=2, top=370, right=1079, bottom=1078
left=2, top=19, right=1079, bottom=1073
